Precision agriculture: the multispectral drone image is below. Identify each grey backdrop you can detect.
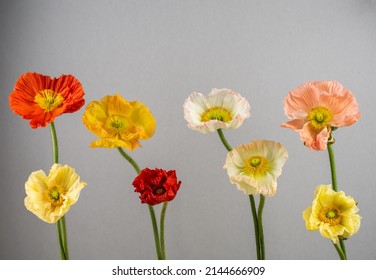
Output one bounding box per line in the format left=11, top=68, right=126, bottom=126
left=1, top=0, right=375, bottom=260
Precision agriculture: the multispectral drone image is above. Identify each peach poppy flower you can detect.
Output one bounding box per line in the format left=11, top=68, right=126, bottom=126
left=281, top=81, right=360, bottom=150
left=9, top=72, right=85, bottom=128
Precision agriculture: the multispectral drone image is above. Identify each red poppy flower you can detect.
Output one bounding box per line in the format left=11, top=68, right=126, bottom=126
left=133, top=168, right=181, bottom=206
left=9, top=72, right=85, bottom=128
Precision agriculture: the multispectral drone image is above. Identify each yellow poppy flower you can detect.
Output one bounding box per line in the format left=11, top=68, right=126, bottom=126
left=24, top=164, right=87, bottom=224
left=303, top=184, right=361, bottom=244
left=82, top=93, right=156, bottom=150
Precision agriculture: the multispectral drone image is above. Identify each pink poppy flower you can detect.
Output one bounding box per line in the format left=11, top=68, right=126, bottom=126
left=281, top=81, right=360, bottom=150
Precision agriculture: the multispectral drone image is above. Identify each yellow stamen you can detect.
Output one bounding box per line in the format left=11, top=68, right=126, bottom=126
left=308, top=106, right=333, bottom=130
left=106, top=115, right=129, bottom=134
left=201, top=106, right=232, bottom=122
left=34, top=89, right=64, bottom=112
left=244, top=156, right=269, bottom=177
left=45, top=185, right=65, bottom=206
left=319, top=206, right=341, bottom=226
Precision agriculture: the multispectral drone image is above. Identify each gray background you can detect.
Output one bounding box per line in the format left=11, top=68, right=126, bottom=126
left=0, top=0, right=375, bottom=260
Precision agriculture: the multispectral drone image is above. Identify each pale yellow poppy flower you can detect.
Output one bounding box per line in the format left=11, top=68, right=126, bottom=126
left=24, top=164, right=87, bottom=223
left=224, top=140, right=288, bottom=196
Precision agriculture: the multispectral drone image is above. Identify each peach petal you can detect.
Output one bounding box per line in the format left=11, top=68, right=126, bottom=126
left=281, top=119, right=305, bottom=130
left=300, top=123, right=330, bottom=151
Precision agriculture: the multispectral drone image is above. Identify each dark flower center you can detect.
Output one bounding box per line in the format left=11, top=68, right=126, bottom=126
left=153, top=187, right=166, bottom=196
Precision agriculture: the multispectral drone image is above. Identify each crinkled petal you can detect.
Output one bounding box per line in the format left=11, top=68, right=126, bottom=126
left=130, top=101, right=156, bottom=139
left=90, top=137, right=140, bottom=150
left=299, top=122, right=330, bottom=151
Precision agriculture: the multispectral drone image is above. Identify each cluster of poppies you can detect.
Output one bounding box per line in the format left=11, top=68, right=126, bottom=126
left=9, top=72, right=361, bottom=260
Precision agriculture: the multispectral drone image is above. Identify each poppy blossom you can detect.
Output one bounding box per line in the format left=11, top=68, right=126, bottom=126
left=281, top=81, right=360, bottom=150
left=184, top=88, right=251, bottom=133
left=224, top=140, right=288, bottom=196
left=133, top=168, right=181, bottom=205
left=9, top=72, right=85, bottom=128
left=82, top=94, right=156, bottom=150
left=303, top=184, right=361, bottom=244
left=24, top=164, right=87, bottom=224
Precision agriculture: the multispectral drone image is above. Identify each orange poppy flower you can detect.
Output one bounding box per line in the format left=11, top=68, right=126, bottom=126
left=9, top=72, right=85, bottom=128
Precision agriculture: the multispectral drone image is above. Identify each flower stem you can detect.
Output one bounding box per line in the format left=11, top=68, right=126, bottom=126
left=258, top=195, right=266, bottom=260
left=61, top=216, right=69, bottom=259
left=327, top=141, right=347, bottom=259
left=117, top=147, right=141, bottom=174
left=56, top=219, right=67, bottom=260
left=50, top=122, right=59, bottom=164
left=217, top=129, right=232, bottom=152
left=327, top=143, right=338, bottom=192
left=340, top=239, right=347, bottom=259
left=217, top=129, right=264, bottom=260
left=148, top=205, right=163, bottom=260
left=117, top=147, right=163, bottom=260
left=333, top=242, right=347, bottom=260
left=50, top=122, right=69, bottom=260
left=160, top=202, right=168, bottom=260
left=249, top=195, right=261, bottom=260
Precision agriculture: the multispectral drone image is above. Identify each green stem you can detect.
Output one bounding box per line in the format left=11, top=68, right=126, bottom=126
left=217, top=129, right=232, bottom=151
left=160, top=202, right=168, bottom=260
left=117, top=147, right=141, bottom=174
left=327, top=142, right=347, bottom=259
left=333, top=242, right=347, bottom=260
left=149, top=205, right=163, bottom=260
left=61, top=216, right=69, bottom=259
left=258, top=195, right=266, bottom=260
left=56, top=219, right=67, bottom=260
left=50, top=122, right=59, bottom=164
left=50, top=122, right=69, bottom=260
left=117, top=147, right=163, bottom=260
left=340, top=239, right=347, bottom=259
left=327, top=144, right=338, bottom=192
left=249, top=195, right=261, bottom=260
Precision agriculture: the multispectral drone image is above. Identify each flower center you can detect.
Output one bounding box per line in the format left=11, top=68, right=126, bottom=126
left=46, top=186, right=65, bottom=206
left=308, top=106, right=333, bottom=130
left=34, top=89, right=64, bottom=112
left=201, top=107, right=232, bottom=122
left=244, top=156, right=269, bottom=177
left=106, top=115, right=129, bottom=134
left=319, top=206, right=341, bottom=226
left=153, top=187, right=166, bottom=196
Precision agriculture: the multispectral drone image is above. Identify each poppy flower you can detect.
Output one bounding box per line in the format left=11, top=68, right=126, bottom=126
left=24, top=164, right=87, bottom=223
left=184, top=88, right=251, bottom=133
left=9, top=72, right=85, bottom=128
left=303, top=184, right=361, bottom=244
left=281, top=81, right=360, bottom=150
left=82, top=94, right=156, bottom=150
left=133, top=168, right=181, bottom=205
left=224, top=140, right=288, bottom=196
